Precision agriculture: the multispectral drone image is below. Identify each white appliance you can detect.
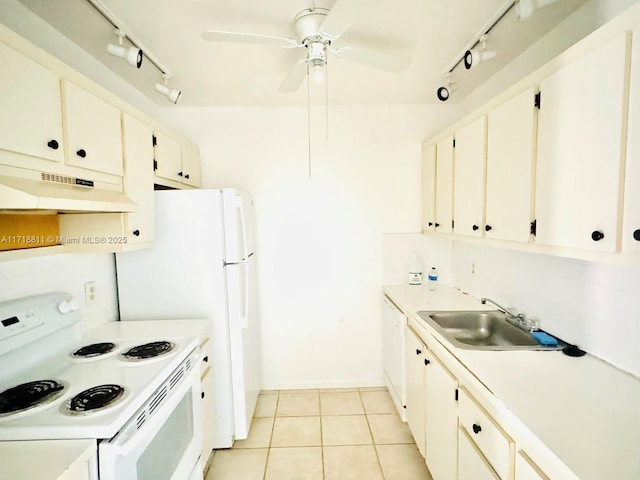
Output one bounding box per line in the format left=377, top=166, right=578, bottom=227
left=116, top=188, right=261, bottom=448
left=382, top=295, right=407, bottom=421
left=0, top=292, right=203, bottom=480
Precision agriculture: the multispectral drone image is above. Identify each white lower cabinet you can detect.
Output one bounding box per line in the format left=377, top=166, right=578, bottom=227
left=424, top=349, right=458, bottom=480
left=459, top=427, right=500, bottom=480
left=516, top=451, right=550, bottom=480
left=404, top=326, right=426, bottom=457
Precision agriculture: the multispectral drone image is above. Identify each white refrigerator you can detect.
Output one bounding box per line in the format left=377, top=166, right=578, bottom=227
left=115, top=189, right=261, bottom=449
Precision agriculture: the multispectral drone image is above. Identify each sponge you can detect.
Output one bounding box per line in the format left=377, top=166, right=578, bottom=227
left=531, top=331, right=559, bottom=346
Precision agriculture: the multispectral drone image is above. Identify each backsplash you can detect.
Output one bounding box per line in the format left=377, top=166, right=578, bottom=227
left=382, top=234, right=453, bottom=286
left=0, top=253, right=119, bottom=331
left=453, top=241, right=640, bottom=377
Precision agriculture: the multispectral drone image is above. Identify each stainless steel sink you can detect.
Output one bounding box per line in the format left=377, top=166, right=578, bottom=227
left=417, top=310, right=564, bottom=351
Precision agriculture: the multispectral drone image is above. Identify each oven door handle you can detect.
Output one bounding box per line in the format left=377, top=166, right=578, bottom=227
left=101, top=351, right=202, bottom=457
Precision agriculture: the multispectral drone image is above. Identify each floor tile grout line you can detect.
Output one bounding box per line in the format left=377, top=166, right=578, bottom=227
left=262, top=391, right=279, bottom=480
left=359, top=389, right=387, bottom=480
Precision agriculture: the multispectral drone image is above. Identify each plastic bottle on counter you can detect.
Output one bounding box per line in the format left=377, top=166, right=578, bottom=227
left=428, top=266, right=438, bottom=291
left=407, top=253, right=424, bottom=286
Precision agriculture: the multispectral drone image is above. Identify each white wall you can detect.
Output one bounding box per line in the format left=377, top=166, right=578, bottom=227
left=163, top=104, right=456, bottom=389
left=0, top=253, right=119, bottom=331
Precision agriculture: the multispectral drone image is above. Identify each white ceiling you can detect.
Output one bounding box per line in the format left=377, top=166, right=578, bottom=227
left=17, top=0, right=587, bottom=106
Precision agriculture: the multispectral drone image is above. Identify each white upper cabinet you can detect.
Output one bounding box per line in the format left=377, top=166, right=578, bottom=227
left=154, top=130, right=182, bottom=183
left=435, top=135, right=454, bottom=234
left=0, top=42, right=64, bottom=163
left=535, top=33, right=629, bottom=252
left=122, top=114, right=155, bottom=244
left=62, top=80, right=123, bottom=176
left=454, top=117, right=487, bottom=237
left=486, top=88, right=537, bottom=243
left=181, top=142, right=201, bottom=188
left=421, top=143, right=437, bottom=232
left=623, top=29, right=640, bottom=254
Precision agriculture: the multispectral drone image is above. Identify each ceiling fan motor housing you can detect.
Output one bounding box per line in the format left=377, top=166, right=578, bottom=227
left=295, top=8, right=329, bottom=44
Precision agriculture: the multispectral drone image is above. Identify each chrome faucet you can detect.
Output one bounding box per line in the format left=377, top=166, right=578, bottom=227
left=480, top=298, right=530, bottom=331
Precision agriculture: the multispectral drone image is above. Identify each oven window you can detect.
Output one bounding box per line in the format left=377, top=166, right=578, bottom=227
left=137, top=391, right=194, bottom=480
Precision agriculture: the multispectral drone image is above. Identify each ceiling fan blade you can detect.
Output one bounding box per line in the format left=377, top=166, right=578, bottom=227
left=319, top=0, right=368, bottom=40
left=201, top=30, right=301, bottom=48
left=333, top=46, right=412, bottom=73
left=278, top=60, right=308, bottom=93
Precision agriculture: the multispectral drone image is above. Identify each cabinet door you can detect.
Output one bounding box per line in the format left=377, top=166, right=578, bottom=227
left=62, top=80, right=123, bottom=176
left=535, top=33, right=629, bottom=252
left=516, top=451, right=549, bottom=480
left=154, top=131, right=183, bottom=182
left=623, top=29, right=640, bottom=254
left=424, top=351, right=458, bottom=480
left=422, top=143, right=437, bottom=232
left=458, top=428, right=500, bottom=480
left=0, top=42, right=64, bottom=163
left=454, top=117, right=487, bottom=237
left=122, top=114, right=155, bottom=243
left=486, top=88, right=537, bottom=243
left=404, top=327, right=426, bottom=457
left=435, top=135, right=454, bottom=234
left=200, top=367, right=215, bottom=468
left=182, top=142, right=201, bottom=187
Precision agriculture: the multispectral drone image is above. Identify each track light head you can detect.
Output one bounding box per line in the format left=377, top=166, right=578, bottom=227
left=464, top=48, right=496, bottom=70
left=437, top=74, right=457, bottom=102
left=107, top=43, right=143, bottom=68
left=154, top=82, right=182, bottom=104
left=437, top=86, right=451, bottom=102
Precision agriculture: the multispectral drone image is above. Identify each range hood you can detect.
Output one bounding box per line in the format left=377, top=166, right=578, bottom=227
left=0, top=175, right=136, bottom=213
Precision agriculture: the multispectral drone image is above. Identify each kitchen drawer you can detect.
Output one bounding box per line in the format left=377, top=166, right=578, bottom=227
left=200, top=338, right=212, bottom=377
left=516, top=450, right=550, bottom=480
left=459, top=387, right=514, bottom=479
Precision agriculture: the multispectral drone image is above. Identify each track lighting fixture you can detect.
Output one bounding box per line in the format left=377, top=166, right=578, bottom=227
left=154, top=75, right=182, bottom=104
left=464, top=35, right=496, bottom=70
left=106, top=29, right=143, bottom=68
left=516, top=0, right=562, bottom=21
left=436, top=74, right=457, bottom=102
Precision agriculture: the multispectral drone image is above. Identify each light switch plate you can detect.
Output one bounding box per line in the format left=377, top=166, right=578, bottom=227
left=85, top=281, right=96, bottom=304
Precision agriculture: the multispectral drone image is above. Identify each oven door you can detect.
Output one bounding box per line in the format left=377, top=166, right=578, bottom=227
left=98, top=352, right=203, bottom=480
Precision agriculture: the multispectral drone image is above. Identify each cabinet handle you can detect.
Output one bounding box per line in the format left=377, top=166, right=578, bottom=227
left=203, top=356, right=209, bottom=363
left=47, top=139, right=59, bottom=150
left=472, top=423, right=482, bottom=434
left=472, top=225, right=479, bottom=231
left=178, top=171, right=183, bottom=177
left=76, top=149, right=87, bottom=158
left=415, top=348, right=422, bottom=355
left=428, top=222, right=433, bottom=227
left=185, top=174, right=190, bottom=179
left=132, top=230, right=140, bottom=237
left=634, top=229, right=640, bottom=241
left=485, top=225, right=492, bottom=232
left=201, top=391, right=205, bottom=399
left=424, top=359, right=431, bottom=366
left=591, top=230, right=605, bottom=242
left=435, top=223, right=440, bottom=228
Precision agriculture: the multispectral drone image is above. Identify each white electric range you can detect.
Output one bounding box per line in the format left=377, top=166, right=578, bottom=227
left=0, top=292, right=203, bottom=480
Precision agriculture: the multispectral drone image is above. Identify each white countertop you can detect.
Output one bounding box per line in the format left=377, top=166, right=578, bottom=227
left=0, top=439, right=95, bottom=479
left=87, top=318, right=212, bottom=344
left=384, top=285, right=640, bottom=480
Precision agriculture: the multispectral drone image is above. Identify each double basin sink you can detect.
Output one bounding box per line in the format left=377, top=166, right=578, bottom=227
left=417, top=310, right=565, bottom=351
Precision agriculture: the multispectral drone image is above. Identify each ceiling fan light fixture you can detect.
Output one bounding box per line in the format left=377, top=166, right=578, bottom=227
left=154, top=76, right=181, bottom=104
left=106, top=29, right=143, bottom=68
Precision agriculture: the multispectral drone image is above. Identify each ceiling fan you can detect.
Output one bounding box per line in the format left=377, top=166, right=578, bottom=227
left=201, top=0, right=412, bottom=93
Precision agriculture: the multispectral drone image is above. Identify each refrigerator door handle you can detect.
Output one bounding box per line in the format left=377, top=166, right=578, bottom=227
left=236, top=196, right=249, bottom=261
left=240, top=261, right=249, bottom=329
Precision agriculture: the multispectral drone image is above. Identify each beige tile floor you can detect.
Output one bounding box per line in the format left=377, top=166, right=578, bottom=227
left=206, top=387, right=433, bottom=480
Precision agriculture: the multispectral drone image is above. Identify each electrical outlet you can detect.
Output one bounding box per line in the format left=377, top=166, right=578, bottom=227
left=85, top=281, right=96, bottom=304
left=471, top=262, right=476, bottom=275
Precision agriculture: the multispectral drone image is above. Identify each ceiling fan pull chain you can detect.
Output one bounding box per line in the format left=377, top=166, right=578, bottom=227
left=307, top=62, right=312, bottom=179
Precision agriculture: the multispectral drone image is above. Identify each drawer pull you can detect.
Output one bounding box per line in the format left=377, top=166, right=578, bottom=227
left=472, top=423, right=482, bottom=434
left=203, top=356, right=209, bottom=363
left=591, top=230, right=604, bottom=241
left=472, top=224, right=479, bottom=231
left=185, top=174, right=190, bottom=179
left=47, top=139, right=59, bottom=150
left=416, top=348, right=422, bottom=355
left=76, top=149, right=87, bottom=158
left=424, top=359, right=431, bottom=366
left=133, top=230, right=140, bottom=237
left=178, top=171, right=183, bottom=177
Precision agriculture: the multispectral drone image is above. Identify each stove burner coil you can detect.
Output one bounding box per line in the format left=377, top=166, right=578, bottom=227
left=68, top=384, right=125, bottom=413
left=121, top=341, right=175, bottom=360
left=0, top=380, right=65, bottom=415
left=72, top=342, right=117, bottom=358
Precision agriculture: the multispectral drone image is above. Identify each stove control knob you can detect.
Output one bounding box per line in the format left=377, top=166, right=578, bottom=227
left=58, top=299, right=79, bottom=314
